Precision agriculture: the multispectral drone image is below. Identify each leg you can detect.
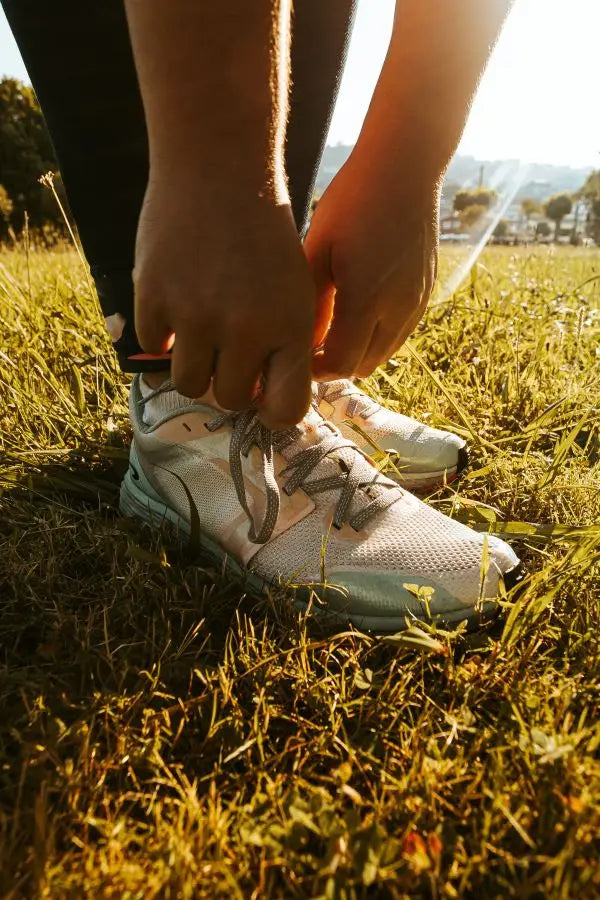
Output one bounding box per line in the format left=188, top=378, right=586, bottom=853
left=286, top=0, right=357, bottom=233
left=0, top=0, right=161, bottom=371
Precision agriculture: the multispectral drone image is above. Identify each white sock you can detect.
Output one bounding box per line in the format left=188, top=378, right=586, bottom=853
left=138, top=375, right=195, bottom=426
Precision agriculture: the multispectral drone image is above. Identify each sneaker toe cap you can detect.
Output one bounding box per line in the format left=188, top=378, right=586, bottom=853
left=323, top=536, right=520, bottom=628
left=381, top=427, right=466, bottom=472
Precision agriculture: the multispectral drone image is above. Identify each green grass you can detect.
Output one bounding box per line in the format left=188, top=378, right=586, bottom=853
left=0, top=242, right=599, bottom=898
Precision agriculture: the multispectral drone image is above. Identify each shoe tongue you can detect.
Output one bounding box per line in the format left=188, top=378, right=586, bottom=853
left=291, top=405, right=333, bottom=448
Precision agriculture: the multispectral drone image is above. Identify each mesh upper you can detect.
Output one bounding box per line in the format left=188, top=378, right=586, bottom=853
left=320, top=380, right=464, bottom=469
left=149, top=445, right=246, bottom=532
left=255, top=492, right=482, bottom=576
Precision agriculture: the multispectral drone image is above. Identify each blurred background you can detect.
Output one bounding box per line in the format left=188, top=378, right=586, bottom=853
left=0, top=0, right=599, bottom=270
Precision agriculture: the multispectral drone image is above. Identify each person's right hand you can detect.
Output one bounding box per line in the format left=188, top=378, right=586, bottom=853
left=133, top=177, right=316, bottom=430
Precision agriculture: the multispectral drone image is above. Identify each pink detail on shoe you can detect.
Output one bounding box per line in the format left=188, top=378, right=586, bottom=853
left=129, top=353, right=173, bottom=361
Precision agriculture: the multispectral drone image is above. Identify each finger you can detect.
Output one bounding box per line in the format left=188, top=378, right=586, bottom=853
left=134, top=293, right=174, bottom=356
left=212, top=346, right=263, bottom=411
left=355, top=303, right=424, bottom=377
left=312, top=298, right=377, bottom=381
left=356, top=261, right=434, bottom=377
left=354, top=322, right=392, bottom=378
left=303, top=232, right=335, bottom=349
left=259, top=342, right=312, bottom=430
left=170, top=330, right=216, bottom=398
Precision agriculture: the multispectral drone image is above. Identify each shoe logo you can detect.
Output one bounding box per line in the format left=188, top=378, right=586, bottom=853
left=165, top=467, right=202, bottom=552
left=130, top=463, right=140, bottom=482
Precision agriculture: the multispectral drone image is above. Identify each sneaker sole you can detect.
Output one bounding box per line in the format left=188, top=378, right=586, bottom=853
left=120, top=466, right=509, bottom=634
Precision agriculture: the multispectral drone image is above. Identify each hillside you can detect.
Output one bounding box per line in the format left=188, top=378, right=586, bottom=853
left=316, top=144, right=593, bottom=205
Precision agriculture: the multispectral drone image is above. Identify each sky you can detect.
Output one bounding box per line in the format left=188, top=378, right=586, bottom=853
left=0, top=0, right=598, bottom=169
left=328, top=0, right=599, bottom=168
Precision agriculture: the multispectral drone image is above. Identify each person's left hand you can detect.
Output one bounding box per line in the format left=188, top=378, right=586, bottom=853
left=304, top=153, right=440, bottom=380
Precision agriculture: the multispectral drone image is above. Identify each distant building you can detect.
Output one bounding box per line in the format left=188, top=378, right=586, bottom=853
left=440, top=212, right=461, bottom=235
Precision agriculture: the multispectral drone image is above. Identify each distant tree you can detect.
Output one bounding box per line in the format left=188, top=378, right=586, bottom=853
left=0, top=78, right=61, bottom=233
left=579, top=171, right=600, bottom=245
left=493, top=219, right=508, bottom=239
left=0, top=184, right=13, bottom=237
left=544, top=193, right=572, bottom=241
left=440, top=179, right=461, bottom=206
left=535, top=220, right=552, bottom=240
left=520, top=197, right=542, bottom=233
left=459, top=203, right=487, bottom=233
left=587, top=199, right=600, bottom=246
left=579, top=170, right=600, bottom=201
left=520, top=197, right=542, bottom=218
left=454, top=188, right=498, bottom=213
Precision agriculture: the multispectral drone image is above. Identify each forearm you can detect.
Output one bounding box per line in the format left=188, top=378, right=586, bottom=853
left=124, top=0, right=290, bottom=198
left=355, top=0, right=514, bottom=183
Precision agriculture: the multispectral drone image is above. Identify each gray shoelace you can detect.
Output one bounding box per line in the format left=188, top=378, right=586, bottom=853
left=138, top=379, right=400, bottom=545
left=206, top=408, right=400, bottom=545
left=315, top=380, right=381, bottom=420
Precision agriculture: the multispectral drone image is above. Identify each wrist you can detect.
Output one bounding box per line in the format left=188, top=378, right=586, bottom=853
left=353, top=72, right=458, bottom=186
left=149, top=140, right=288, bottom=205
left=145, top=165, right=292, bottom=227
left=346, top=134, right=444, bottom=207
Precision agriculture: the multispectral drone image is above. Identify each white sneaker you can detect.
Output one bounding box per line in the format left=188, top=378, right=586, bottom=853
left=315, top=380, right=468, bottom=493
left=120, top=376, right=520, bottom=633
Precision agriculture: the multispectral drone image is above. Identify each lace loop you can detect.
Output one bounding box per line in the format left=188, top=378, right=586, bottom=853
left=315, top=380, right=381, bottom=420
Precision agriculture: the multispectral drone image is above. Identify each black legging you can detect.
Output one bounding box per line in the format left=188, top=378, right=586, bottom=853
left=1, top=0, right=356, bottom=372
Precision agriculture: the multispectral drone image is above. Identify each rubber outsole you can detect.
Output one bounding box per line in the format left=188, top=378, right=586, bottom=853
left=390, top=465, right=458, bottom=494
left=120, top=465, right=517, bottom=635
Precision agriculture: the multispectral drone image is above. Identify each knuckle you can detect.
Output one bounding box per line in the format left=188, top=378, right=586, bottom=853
left=220, top=307, right=261, bottom=340
left=288, top=397, right=311, bottom=424
left=261, top=395, right=309, bottom=430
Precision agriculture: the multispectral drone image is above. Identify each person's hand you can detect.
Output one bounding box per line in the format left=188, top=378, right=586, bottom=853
left=304, top=154, right=439, bottom=380
left=133, top=178, right=316, bottom=429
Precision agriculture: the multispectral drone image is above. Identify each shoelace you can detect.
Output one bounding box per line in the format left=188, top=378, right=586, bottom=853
left=139, top=379, right=401, bottom=545
left=206, top=408, right=400, bottom=544
left=315, top=380, right=381, bottom=420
